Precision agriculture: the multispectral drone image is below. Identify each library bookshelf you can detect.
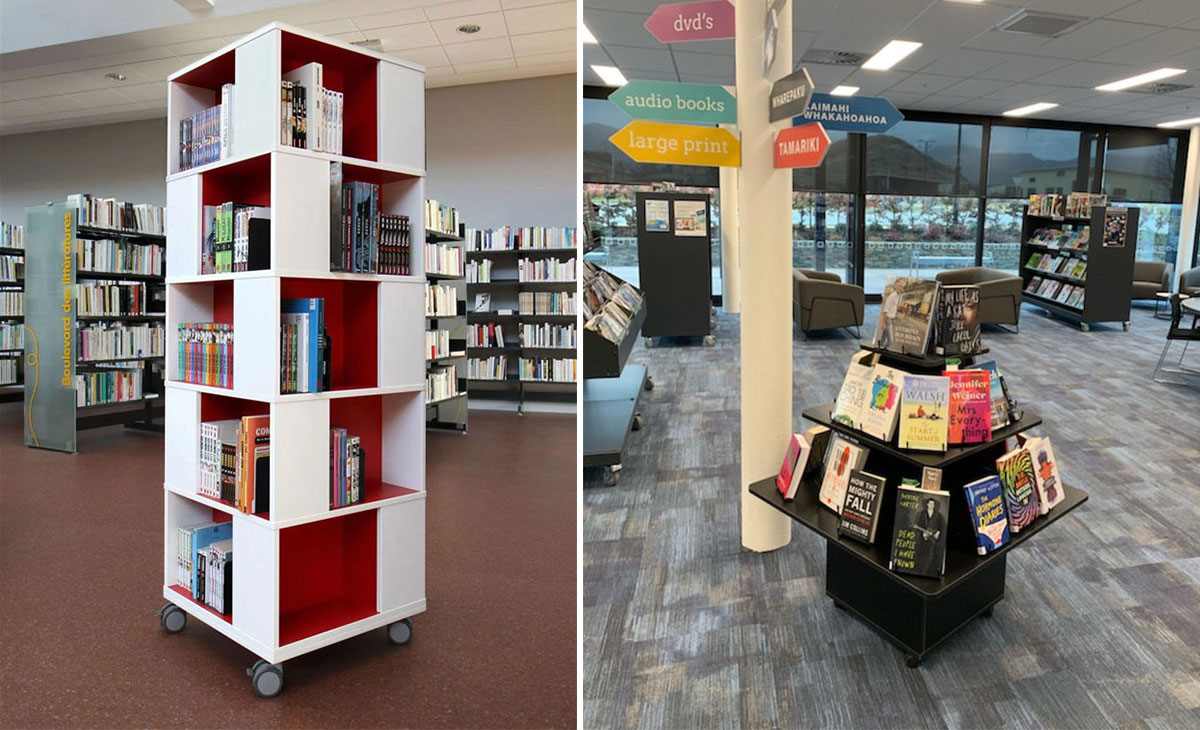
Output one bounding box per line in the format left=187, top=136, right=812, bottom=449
left=159, top=23, right=427, bottom=698
left=424, top=221, right=468, bottom=433
left=0, top=228, right=22, bottom=403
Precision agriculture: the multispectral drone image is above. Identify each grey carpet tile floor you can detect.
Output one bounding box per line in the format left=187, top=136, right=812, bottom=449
left=583, top=302, right=1200, bottom=730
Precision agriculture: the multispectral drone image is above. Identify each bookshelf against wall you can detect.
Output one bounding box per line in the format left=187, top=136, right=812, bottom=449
left=158, top=23, right=427, bottom=699
left=1018, top=193, right=1138, bottom=332
left=0, top=222, right=24, bottom=402
left=464, top=226, right=578, bottom=413
left=22, top=198, right=167, bottom=451
left=424, top=199, right=467, bottom=432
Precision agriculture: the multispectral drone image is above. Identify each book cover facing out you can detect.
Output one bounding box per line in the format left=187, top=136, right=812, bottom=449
left=890, top=486, right=949, bottom=578
left=838, top=469, right=886, bottom=544
left=899, top=374, right=949, bottom=451
left=936, top=285, right=981, bottom=356
left=974, top=360, right=1010, bottom=431
left=996, top=447, right=1039, bottom=532
left=775, top=433, right=805, bottom=500
left=819, top=434, right=866, bottom=514
left=859, top=365, right=903, bottom=442
left=1026, top=436, right=1064, bottom=515
left=963, top=475, right=1010, bottom=555
left=873, top=276, right=940, bottom=355
left=945, top=369, right=991, bottom=444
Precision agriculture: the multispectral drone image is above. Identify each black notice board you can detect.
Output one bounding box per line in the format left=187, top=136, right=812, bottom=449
left=635, top=192, right=713, bottom=338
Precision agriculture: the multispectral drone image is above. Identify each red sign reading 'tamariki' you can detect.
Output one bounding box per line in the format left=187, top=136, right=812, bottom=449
left=773, top=122, right=830, bottom=169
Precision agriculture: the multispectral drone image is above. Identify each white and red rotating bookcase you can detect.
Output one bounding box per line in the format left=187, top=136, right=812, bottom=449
left=159, top=23, right=427, bottom=698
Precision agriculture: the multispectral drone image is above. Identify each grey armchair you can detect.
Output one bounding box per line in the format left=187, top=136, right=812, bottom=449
left=1132, top=261, right=1172, bottom=300
left=793, top=269, right=864, bottom=337
left=1179, top=266, right=1200, bottom=297
left=934, top=267, right=1022, bottom=331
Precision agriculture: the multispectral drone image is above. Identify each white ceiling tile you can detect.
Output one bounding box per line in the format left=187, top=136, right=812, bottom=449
left=841, top=70, right=915, bottom=96
left=938, top=77, right=1015, bottom=98
left=791, top=0, right=839, bottom=33
left=665, top=39, right=733, bottom=55
left=126, top=56, right=195, bottom=80
left=426, top=65, right=456, bottom=77
left=33, top=88, right=133, bottom=113
left=1031, top=61, right=1136, bottom=88
left=1024, top=0, right=1141, bottom=15
left=915, top=48, right=1014, bottom=77
left=304, top=19, right=363, bottom=37
left=398, top=46, right=453, bottom=67
left=1038, top=19, right=1160, bottom=61
left=881, top=91, right=925, bottom=108
left=332, top=30, right=369, bottom=43
left=671, top=51, right=733, bottom=78
left=946, top=98, right=1020, bottom=115
left=516, top=51, right=575, bottom=67
left=678, top=73, right=731, bottom=85
left=913, top=94, right=975, bottom=111
left=354, top=9, right=427, bottom=31
left=603, top=45, right=672, bottom=73
left=503, top=2, right=575, bottom=34
left=30, top=71, right=102, bottom=95
left=502, top=0, right=568, bottom=7
left=984, top=82, right=1064, bottom=101
left=431, top=12, right=509, bottom=45
left=814, top=0, right=933, bottom=57
left=613, top=68, right=677, bottom=82
left=510, top=28, right=575, bottom=56
left=0, top=98, right=49, bottom=118
left=965, top=31, right=1057, bottom=57
left=583, top=9, right=655, bottom=49
left=442, top=36, right=514, bottom=64
left=375, top=22, right=441, bottom=51
left=977, top=54, right=1073, bottom=82
left=423, top=0, right=503, bottom=21
left=583, top=45, right=614, bottom=68
left=1105, top=0, right=1200, bottom=26
left=0, top=78, right=50, bottom=101
left=455, top=58, right=517, bottom=73
left=1091, top=28, right=1200, bottom=66
left=884, top=72, right=962, bottom=96
left=114, top=81, right=167, bottom=102
left=803, top=65, right=855, bottom=90
left=166, top=38, right=229, bottom=57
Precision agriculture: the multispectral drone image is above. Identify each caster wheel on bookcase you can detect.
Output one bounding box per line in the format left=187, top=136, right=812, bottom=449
left=1123, top=321, right=1130, bottom=331
left=632, top=413, right=643, bottom=431
left=603, top=466, right=621, bottom=486
left=905, top=654, right=922, bottom=669
left=249, top=661, right=283, bottom=699
left=982, top=606, right=996, bottom=618
left=388, top=618, right=413, bottom=645
left=644, top=377, right=654, bottom=392
left=158, top=603, right=186, bottom=633
left=703, top=335, right=716, bottom=347
left=644, top=337, right=654, bottom=348
left=1080, top=322, right=1090, bottom=332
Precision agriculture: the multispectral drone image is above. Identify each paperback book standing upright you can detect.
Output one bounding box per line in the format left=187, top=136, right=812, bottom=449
left=160, top=24, right=428, bottom=699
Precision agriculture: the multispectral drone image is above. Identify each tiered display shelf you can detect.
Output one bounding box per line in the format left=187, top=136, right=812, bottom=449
left=1019, top=205, right=1138, bottom=332
left=158, top=23, right=427, bottom=698
left=425, top=224, right=467, bottom=432
left=751, top=349, right=1088, bottom=667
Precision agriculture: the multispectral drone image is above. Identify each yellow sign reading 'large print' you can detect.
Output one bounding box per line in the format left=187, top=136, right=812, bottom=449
left=610, top=120, right=740, bottom=167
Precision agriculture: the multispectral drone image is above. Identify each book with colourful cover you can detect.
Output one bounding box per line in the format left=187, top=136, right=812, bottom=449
left=945, top=369, right=991, bottom=445
left=859, top=364, right=904, bottom=442
left=974, top=360, right=1010, bottom=431
left=935, top=285, right=982, bottom=356
left=818, top=434, right=868, bottom=514
left=1024, top=436, right=1064, bottom=515
left=898, top=374, right=950, bottom=451
left=831, top=350, right=877, bottom=430
left=775, top=432, right=809, bottom=500
left=963, top=475, right=1010, bottom=555
left=996, top=446, right=1039, bottom=532
left=837, top=469, right=887, bottom=544
left=889, top=485, right=949, bottom=578
left=873, top=277, right=940, bottom=355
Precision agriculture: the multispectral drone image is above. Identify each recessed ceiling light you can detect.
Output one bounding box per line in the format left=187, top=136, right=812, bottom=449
left=830, top=85, right=859, bottom=96
left=456, top=24, right=482, bottom=34
left=582, top=23, right=597, bottom=44
left=173, top=0, right=214, bottom=10
left=1096, top=68, right=1186, bottom=92
left=105, top=73, right=127, bottom=81
left=1157, top=116, right=1200, bottom=128
left=591, top=65, right=628, bottom=87
left=861, top=40, right=922, bottom=71
left=1002, top=101, right=1058, bottom=117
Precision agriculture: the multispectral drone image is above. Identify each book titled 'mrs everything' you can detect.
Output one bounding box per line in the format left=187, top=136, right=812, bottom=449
left=945, top=369, right=991, bottom=445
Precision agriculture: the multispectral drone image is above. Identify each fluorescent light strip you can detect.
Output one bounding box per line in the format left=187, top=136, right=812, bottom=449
left=1002, top=102, right=1058, bottom=117
left=582, top=23, right=597, bottom=44
left=592, top=65, right=628, bottom=87
left=1095, top=67, right=1186, bottom=91
left=1157, top=116, right=1200, bottom=128
left=830, top=85, right=859, bottom=96
left=861, top=40, right=922, bottom=71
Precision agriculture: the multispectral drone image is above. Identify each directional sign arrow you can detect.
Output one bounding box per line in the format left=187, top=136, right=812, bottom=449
left=774, top=122, right=830, bottom=169
left=645, top=0, right=735, bottom=43
left=769, top=67, right=814, bottom=123
left=610, top=120, right=740, bottom=168
left=792, top=93, right=904, bottom=134
left=609, top=80, right=737, bottom=125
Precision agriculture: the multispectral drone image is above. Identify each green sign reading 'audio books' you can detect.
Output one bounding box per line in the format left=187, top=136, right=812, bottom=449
left=609, top=80, right=736, bottom=125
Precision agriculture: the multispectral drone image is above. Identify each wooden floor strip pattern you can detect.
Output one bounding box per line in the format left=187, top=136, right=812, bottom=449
left=583, top=303, right=1200, bottom=729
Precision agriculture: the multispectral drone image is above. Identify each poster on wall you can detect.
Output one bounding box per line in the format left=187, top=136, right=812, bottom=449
left=1102, top=211, right=1128, bottom=248
left=644, top=199, right=671, bottom=232
left=672, top=200, right=707, bottom=237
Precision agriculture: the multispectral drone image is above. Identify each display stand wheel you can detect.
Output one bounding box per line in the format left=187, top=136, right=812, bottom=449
left=703, top=335, right=716, bottom=347
left=248, top=660, right=284, bottom=698
left=388, top=618, right=414, bottom=645
left=632, top=413, right=644, bottom=431
left=1123, top=321, right=1130, bottom=331
left=644, top=376, right=654, bottom=392
left=157, top=603, right=186, bottom=633
left=982, top=606, right=995, bottom=618
left=905, top=654, right=922, bottom=669
left=1081, top=322, right=1090, bottom=332
left=644, top=337, right=654, bottom=348
left=603, top=465, right=621, bottom=486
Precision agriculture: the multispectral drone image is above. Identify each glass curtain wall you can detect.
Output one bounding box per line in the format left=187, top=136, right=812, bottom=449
left=793, top=130, right=856, bottom=284
left=1103, top=130, right=1183, bottom=264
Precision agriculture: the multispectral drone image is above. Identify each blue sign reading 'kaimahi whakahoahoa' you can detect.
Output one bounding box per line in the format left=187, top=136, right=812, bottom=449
left=792, top=93, right=903, bottom=134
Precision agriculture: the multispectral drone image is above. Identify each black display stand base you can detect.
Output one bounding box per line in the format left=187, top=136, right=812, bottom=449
left=583, top=364, right=650, bottom=485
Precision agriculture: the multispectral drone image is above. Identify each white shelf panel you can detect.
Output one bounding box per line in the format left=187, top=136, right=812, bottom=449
left=274, top=599, right=425, bottom=664
left=164, top=482, right=426, bottom=530
left=378, top=500, right=425, bottom=613
left=166, top=147, right=425, bottom=183
left=165, top=381, right=424, bottom=403
left=161, top=585, right=275, bottom=661
left=167, top=271, right=424, bottom=285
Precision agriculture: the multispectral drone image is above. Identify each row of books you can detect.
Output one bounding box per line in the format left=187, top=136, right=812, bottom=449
left=75, top=282, right=154, bottom=317
left=178, top=89, right=231, bottom=171
left=1026, top=252, right=1086, bottom=278
left=334, top=180, right=405, bottom=274
left=832, top=349, right=1013, bottom=452
left=519, top=291, right=576, bottom=315
left=519, top=257, right=575, bottom=283
left=425, top=242, right=463, bottom=277
left=377, top=214, right=412, bottom=276
left=463, top=226, right=576, bottom=251
left=0, top=322, right=22, bottom=350
left=426, top=283, right=458, bottom=316
left=67, top=194, right=165, bottom=235
left=199, top=415, right=269, bottom=513
left=2, top=222, right=23, bottom=249
left=426, top=328, right=451, bottom=359
left=521, top=323, right=576, bottom=349
left=1029, top=227, right=1089, bottom=251
left=425, top=200, right=460, bottom=237
left=281, top=298, right=328, bottom=394
left=77, top=238, right=164, bottom=277
left=469, top=323, right=507, bottom=348
left=427, top=365, right=459, bottom=402
left=583, top=261, right=644, bottom=343
left=465, top=259, right=492, bottom=283
left=518, top=357, right=576, bottom=383
left=281, top=63, right=344, bottom=154
left=330, top=427, right=365, bottom=508
left=872, top=277, right=983, bottom=358
left=1029, top=192, right=1108, bottom=219
left=75, top=368, right=145, bottom=407
left=0, top=359, right=16, bottom=385
left=176, top=522, right=233, bottom=615
left=467, top=356, right=507, bottom=381
left=1026, top=277, right=1084, bottom=308
left=79, top=322, right=164, bottom=362
left=1, top=291, right=23, bottom=316
left=0, top=255, right=20, bottom=282
left=201, top=203, right=270, bottom=275
left=177, top=323, right=233, bottom=387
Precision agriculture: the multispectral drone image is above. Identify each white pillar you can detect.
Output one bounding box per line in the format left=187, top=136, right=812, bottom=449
left=738, top=0, right=791, bottom=552
left=719, top=163, right=740, bottom=312
left=1176, top=126, right=1200, bottom=284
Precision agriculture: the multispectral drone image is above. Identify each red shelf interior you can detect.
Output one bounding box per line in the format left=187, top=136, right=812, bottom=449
left=198, top=393, right=272, bottom=520
left=360, top=481, right=418, bottom=505
left=279, top=510, right=377, bottom=645
left=281, top=278, right=378, bottom=391
left=281, top=30, right=378, bottom=162
left=169, top=580, right=232, bottom=624
left=329, top=394, right=382, bottom=486
left=202, top=154, right=271, bottom=207
left=342, top=162, right=418, bottom=187
left=173, top=48, right=235, bottom=90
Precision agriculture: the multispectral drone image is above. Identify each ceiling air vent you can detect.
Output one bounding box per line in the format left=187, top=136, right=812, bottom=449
left=995, top=10, right=1087, bottom=37
left=1126, top=82, right=1193, bottom=95
left=800, top=49, right=869, bottom=66
left=352, top=39, right=384, bottom=52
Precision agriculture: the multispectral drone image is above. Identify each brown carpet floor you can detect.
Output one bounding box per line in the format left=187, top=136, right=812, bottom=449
left=0, top=407, right=577, bottom=729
